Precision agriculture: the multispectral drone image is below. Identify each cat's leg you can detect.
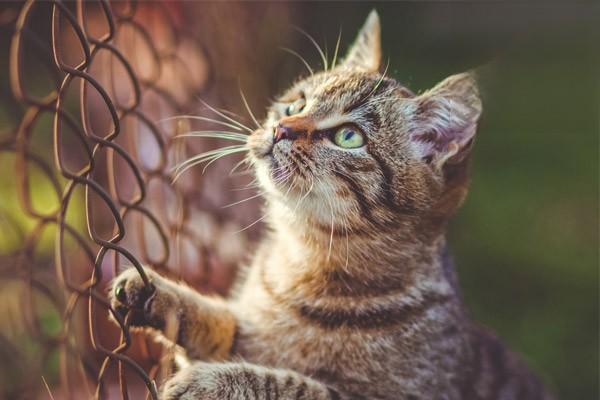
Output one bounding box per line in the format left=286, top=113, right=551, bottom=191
left=161, top=361, right=341, bottom=400
left=109, top=267, right=236, bottom=360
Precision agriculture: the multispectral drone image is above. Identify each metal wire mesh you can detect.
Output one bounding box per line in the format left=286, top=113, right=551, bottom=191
left=0, top=1, right=257, bottom=398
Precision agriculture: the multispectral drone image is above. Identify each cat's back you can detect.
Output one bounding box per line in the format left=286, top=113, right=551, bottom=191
left=463, top=324, right=556, bottom=400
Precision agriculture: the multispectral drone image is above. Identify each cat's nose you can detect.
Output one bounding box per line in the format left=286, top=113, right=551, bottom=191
left=274, top=123, right=300, bottom=144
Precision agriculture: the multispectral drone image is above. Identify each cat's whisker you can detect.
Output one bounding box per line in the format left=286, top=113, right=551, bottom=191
left=293, top=26, right=328, bottom=71
left=229, top=156, right=253, bottom=176
left=331, top=28, right=343, bottom=69
left=162, top=115, right=247, bottom=133
left=239, top=87, right=263, bottom=130
left=41, top=376, right=57, bottom=400
left=215, top=107, right=246, bottom=120
left=200, top=149, right=247, bottom=174
left=174, top=131, right=248, bottom=143
left=232, top=177, right=260, bottom=191
left=197, top=98, right=254, bottom=133
left=229, top=170, right=254, bottom=179
left=281, top=172, right=301, bottom=213
left=232, top=183, right=260, bottom=192
left=323, top=191, right=336, bottom=260
left=221, top=191, right=264, bottom=209
left=323, top=179, right=351, bottom=275
left=234, top=212, right=270, bottom=234
left=363, top=58, right=391, bottom=102
left=324, top=40, right=329, bottom=71
left=175, top=145, right=246, bottom=169
left=311, top=174, right=336, bottom=260
left=279, top=47, right=314, bottom=76
left=172, top=146, right=248, bottom=182
left=343, top=215, right=350, bottom=270
left=328, top=213, right=335, bottom=260
left=275, top=164, right=298, bottom=194
left=331, top=192, right=351, bottom=270
left=271, top=161, right=294, bottom=183
left=293, top=175, right=315, bottom=214
left=329, top=168, right=366, bottom=251
left=275, top=170, right=295, bottom=188
left=365, top=96, right=398, bottom=107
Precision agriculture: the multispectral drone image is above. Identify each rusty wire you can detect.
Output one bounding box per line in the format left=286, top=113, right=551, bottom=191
left=0, top=0, right=250, bottom=398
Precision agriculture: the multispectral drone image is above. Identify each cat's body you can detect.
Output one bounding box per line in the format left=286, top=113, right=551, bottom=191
left=110, top=11, right=554, bottom=400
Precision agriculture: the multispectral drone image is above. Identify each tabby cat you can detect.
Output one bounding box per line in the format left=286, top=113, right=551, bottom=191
left=110, top=10, right=554, bottom=400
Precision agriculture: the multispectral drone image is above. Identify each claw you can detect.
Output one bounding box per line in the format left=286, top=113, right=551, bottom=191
left=115, top=285, right=127, bottom=302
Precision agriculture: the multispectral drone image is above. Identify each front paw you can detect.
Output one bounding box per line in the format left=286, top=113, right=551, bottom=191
left=109, top=267, right=176, bottom=329
left=162, top=363, right=332, bottom=400
left=161, top=363, right=224, bottom=400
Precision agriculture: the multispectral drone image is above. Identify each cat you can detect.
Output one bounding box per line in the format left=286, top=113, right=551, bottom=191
left=110, top=10, right=555, bottom=400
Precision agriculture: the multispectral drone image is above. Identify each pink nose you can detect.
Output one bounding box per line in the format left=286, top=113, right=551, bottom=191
left=274, top=123, right=300, bottom=143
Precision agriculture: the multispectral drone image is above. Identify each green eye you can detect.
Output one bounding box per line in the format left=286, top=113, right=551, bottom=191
left=333, top=126, right=365, bottom=149
left=286, top=98, right=306, bottom=116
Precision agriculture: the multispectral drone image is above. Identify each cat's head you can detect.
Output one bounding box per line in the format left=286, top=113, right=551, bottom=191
left=248, top=10, right=482, bottom=235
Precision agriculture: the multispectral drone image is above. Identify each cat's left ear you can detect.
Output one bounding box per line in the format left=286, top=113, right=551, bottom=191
left=341, top=10, right=381, bottom=72
left=410, top=72, right=482, bottom=168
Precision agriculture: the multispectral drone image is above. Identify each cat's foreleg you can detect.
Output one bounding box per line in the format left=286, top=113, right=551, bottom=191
left=161, top=361, right=341, bottom=400
left=109, top=267, right=236, bottom=360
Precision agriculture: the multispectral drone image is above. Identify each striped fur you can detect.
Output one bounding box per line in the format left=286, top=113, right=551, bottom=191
left=110, top=10, right=554, bottom=400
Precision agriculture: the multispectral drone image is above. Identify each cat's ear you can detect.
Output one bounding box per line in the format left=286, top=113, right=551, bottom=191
left=341, top=10, right=381, bottom=72
left=410, top=72, right=482, bottom=168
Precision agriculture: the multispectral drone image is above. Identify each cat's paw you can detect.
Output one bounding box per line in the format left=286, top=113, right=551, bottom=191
left=109, top=267, right=177, bottom=329
left=161, top=363, right=225, bottom=400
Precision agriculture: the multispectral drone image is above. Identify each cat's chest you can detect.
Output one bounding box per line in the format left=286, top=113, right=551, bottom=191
left=232, top=275, right=385, bottom=377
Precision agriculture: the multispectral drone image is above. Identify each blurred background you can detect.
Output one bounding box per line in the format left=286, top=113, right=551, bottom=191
left=0, top=1, right=597, bottom=399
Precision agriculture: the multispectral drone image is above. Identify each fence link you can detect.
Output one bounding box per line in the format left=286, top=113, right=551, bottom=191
left=0, top=1, right=260, bottom=398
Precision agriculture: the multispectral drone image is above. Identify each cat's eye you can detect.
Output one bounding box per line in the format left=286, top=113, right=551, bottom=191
left=333, top=126, right=365, bottom=149
left=286, top=97, right=306, bottom=116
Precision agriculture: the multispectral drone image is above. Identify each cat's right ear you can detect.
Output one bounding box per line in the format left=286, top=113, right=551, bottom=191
left=340, top=10, right=381, bottom=72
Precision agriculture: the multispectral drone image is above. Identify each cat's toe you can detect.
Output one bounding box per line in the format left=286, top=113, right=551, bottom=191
left=161, top=364, right=217, bottom=400
left=109, top=267, right=156, bottom=324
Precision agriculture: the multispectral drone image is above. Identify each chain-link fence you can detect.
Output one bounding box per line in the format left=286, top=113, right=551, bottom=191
left=0, top=1, right=597, bottom=399
left=0, top=1, right=275, bottom=398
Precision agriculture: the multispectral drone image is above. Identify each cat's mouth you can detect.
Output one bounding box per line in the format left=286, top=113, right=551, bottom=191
left=269, top=143, right=312, bottom=186
left=268, top=156, right=285, bottom=181
left=249, top=128, right=317, bottom=201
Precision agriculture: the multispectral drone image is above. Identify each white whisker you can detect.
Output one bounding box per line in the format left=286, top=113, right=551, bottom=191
left=363, top=58, right=391, bottom=102
left=162, top=115, right=246, bottom=133
left=175, top=145, right=246, bottom=169
left=234, top=212, right=270, bottom=234
left=172, top=146, right=247, bottom=182
left=312, top=173, right=336, bottom=260
left=232, top=184, right=260, bottom=192
left=232, top=178, right=259, bottom=191
left=229, top=156, right=253, bottom=176
left=293, top=26, right=328, bottom=71
left=198, top=99, right=254, bottom=133
left=222, top=192, right=264, bottom=209
left=279, top=47, right=314, bottom=76
left=174, top=131, right=248, bottom=142
left=293, top=176, right=315, bottom=214
left=200, top=149, right=247, bottom=174
left=239, top=87, right=262, bottom=130
left=331, top=28, right=342, bottom=69
left=215, top=107, right=246, bottom=120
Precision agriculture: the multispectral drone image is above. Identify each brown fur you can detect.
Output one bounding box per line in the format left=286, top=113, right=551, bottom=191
left=110, top=10, right=554, bottom=400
